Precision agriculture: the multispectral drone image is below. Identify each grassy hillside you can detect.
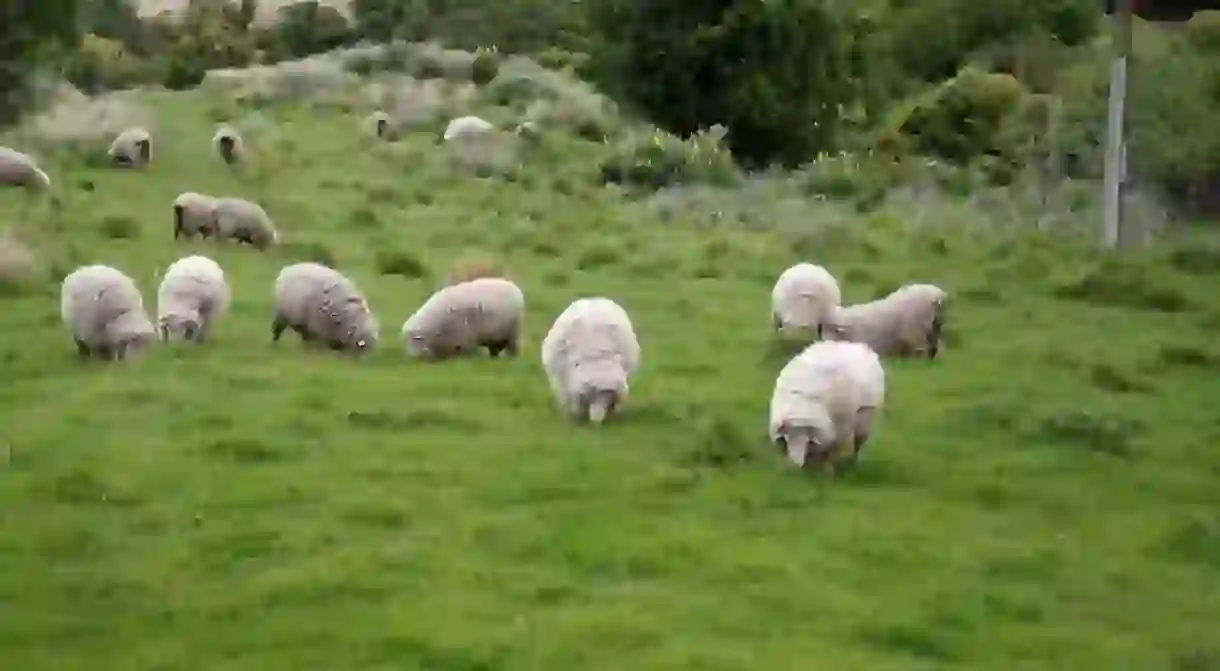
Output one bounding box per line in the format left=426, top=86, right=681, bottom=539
left=2, top=69, right=1220, bottom=669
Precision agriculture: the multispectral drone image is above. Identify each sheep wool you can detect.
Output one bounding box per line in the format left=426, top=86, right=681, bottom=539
left=769, top=340, right=886, bottom=475
left=771, top=262, right=841, bottom=341
left=443, top=115, right=493, bottom=141
left=212, top=197, right=278, bottom=250
left=823, top=283, right=948, bottom=359
left=213, top=125, right=244, bottom=164
left=401, top=277, right=525, bottom=360
left=107, top=126, right=152, bottom=167
left=540, top=297, right=640, bottom=425
left=272, top=262, right=379, bottom=353
left=172, top=192, right=218, bottom=240
left=60, top=264, right=156, bottom=360
left=0, top=146, right=50, bottom=190
left=156, top=255, right=230, bottom=343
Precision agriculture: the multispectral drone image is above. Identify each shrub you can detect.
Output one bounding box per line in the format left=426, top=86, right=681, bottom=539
left=588, top=0, right=854, bottom=167
left=471, top=47, right=501, bottom=86
left=375, top=248, right=429, bottom=278
left=599, top=126, right=739, bottom=191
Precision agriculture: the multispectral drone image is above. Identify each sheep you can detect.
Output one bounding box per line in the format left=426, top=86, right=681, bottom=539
left=771, top=262, right=841, bottom=342
left=172, top=192, right=218, bottom=240
left=211, top=197, right=278, bottom=250
left=443, top=115, right=493, bottom=142
left=769, top=340, right=886, bottom=476
left=212, top=125, right=244, bottom=164
left=0, top=146, right=50, bottom=190
left=156, top=255, right=230, bottom=343
left=60, top=264, right=156, bottom=361
left=271, top=262, right=379, bottom=353
left=401, top=277, right=525, bottom=360
left=823, top=283, right=949, bottom=359
left=366, top=111, right=391, bottom=139
left=541, top=297, right=640, bottom=425
left=107, top=126, right=152, bottom=167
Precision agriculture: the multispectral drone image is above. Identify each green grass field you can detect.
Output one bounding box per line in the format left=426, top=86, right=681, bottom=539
left=2, top=85, right=1220, bottom=670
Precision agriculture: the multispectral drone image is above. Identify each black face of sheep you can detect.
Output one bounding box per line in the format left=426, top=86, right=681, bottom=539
left=111, top=152, right=133, bottom=168
left=137, top=139, right=150, bottom=164
left=172, top=205, right=184, bottom=239
left=218, top=136, right=236, bottom=164
left=375, top=118, right=387, bottom=138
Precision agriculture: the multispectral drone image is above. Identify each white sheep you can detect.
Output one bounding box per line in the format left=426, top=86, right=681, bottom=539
left=107, top=126, right=152, bottom=167
left=443, top=115, right=493, bottom=141
left=823, top=283, right=948, bottom=359
left=401, top=277, right=525, bottom=360
left=172, top=192, right=218, bottom=240
left=769, top=340, right=886, bottom=475
left=271, top=262, right=379, bottom=353
left=212, top=197, right=278, bottom=250
left=60, top=264, right=156, bottom=360
left=541, top=297, right=640, bottom=425
left=0, top=146, right=50, bottom=190
left=212, top=125, right=244, bottom=164
left=156, top=255, right=230, bottom=343
left=366, top=111, right=391, bottom=139
left=771, top=262, right=841, bottom=341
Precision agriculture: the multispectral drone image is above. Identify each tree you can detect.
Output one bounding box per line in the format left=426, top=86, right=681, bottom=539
left=0, top=0, right=80, bottom=125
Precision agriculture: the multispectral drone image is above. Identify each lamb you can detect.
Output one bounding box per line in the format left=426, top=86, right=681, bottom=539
left=156, top=255, right=230, bottom=343
left=212, top=125, right=244, bottom=164
left=540, top=297, right=640, bottom=425
left=771, top=262, right=841, bottom=342
left=769, top=340, right=886, bottom=475
left=211, top=197, right=278, bottom=250
left=107, top=126, right=152, bottom=167
left=271, top=262, right=379, bottom=353
left=60, top=264, right=157, bottom=360
left=823, top=283, right=949, bottom=359
left=401, top=277, right=525, bottom=360
left=443, top=115, right=493, bottom=141
left=0, top=146, right=50, bottom=190
left=172, top=192, right=218, bottom=240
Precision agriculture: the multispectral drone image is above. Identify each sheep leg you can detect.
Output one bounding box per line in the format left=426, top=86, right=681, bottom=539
left=74, top=338, right=91, bottom=358
left=486, top=338, right=517, bottom=358
left=271, top=314, right=289, bottom=341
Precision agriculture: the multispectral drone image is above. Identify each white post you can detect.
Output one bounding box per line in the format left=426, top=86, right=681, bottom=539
left=1102, top=0, right=1133, bottom=249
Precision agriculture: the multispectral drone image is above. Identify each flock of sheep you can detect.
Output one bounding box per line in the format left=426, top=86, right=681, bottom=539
left=2, top=116, right=949, bottom=478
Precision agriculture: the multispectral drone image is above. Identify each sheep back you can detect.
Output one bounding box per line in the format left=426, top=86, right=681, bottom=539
left=272, top=263, right=378, bottom=352
left=540, top=297, right=640, bottom=422
left=0, top=146, right=50, bottom=189
left=156, top=255, right=230, bottom=342
left=771, top=262, right=841, bottom=338
left=401, top=277, right=525, bottom=359
left=769, top=340, right=885, bottom=470
left=172, top=192, right=218, bottom=239
left=214, top=198, right=277, bottom=249
left=60, top=264, right=156, bottom=359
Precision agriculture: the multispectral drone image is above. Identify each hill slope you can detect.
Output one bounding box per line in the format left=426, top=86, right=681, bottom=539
left=2, top=82, right=1220, bottom=669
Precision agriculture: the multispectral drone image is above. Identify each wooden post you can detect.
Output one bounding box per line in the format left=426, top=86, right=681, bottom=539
left=1102, top=0, right=1134, bottom=249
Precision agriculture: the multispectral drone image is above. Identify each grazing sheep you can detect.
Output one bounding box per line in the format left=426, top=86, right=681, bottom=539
left=107, top=126, right=152, bottom=167
left=771, top=262, right=841, bottom=342
left=213, top=125, right=244, bottom=164
left=271, top=262, right=379, bottom=353
left=172, top=192, right=218, bottom=240
left=156, top=255, right=230, bottom=343
left=541, top=297, right=640, bottom=425
left=0, top=146, right=50, bottom=190
left=60, top=264, right=156, bottom=360
left=443, top=115, right=493, bottom=141
left=366, top=111, right=391, bottom=139
left=212, top=197, right=277, bottom=250
left=401, top=277, right=525, bottom=360
left=823, top=283, right=949, bottom=359
left=769, top=340, right=886, bottom=475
